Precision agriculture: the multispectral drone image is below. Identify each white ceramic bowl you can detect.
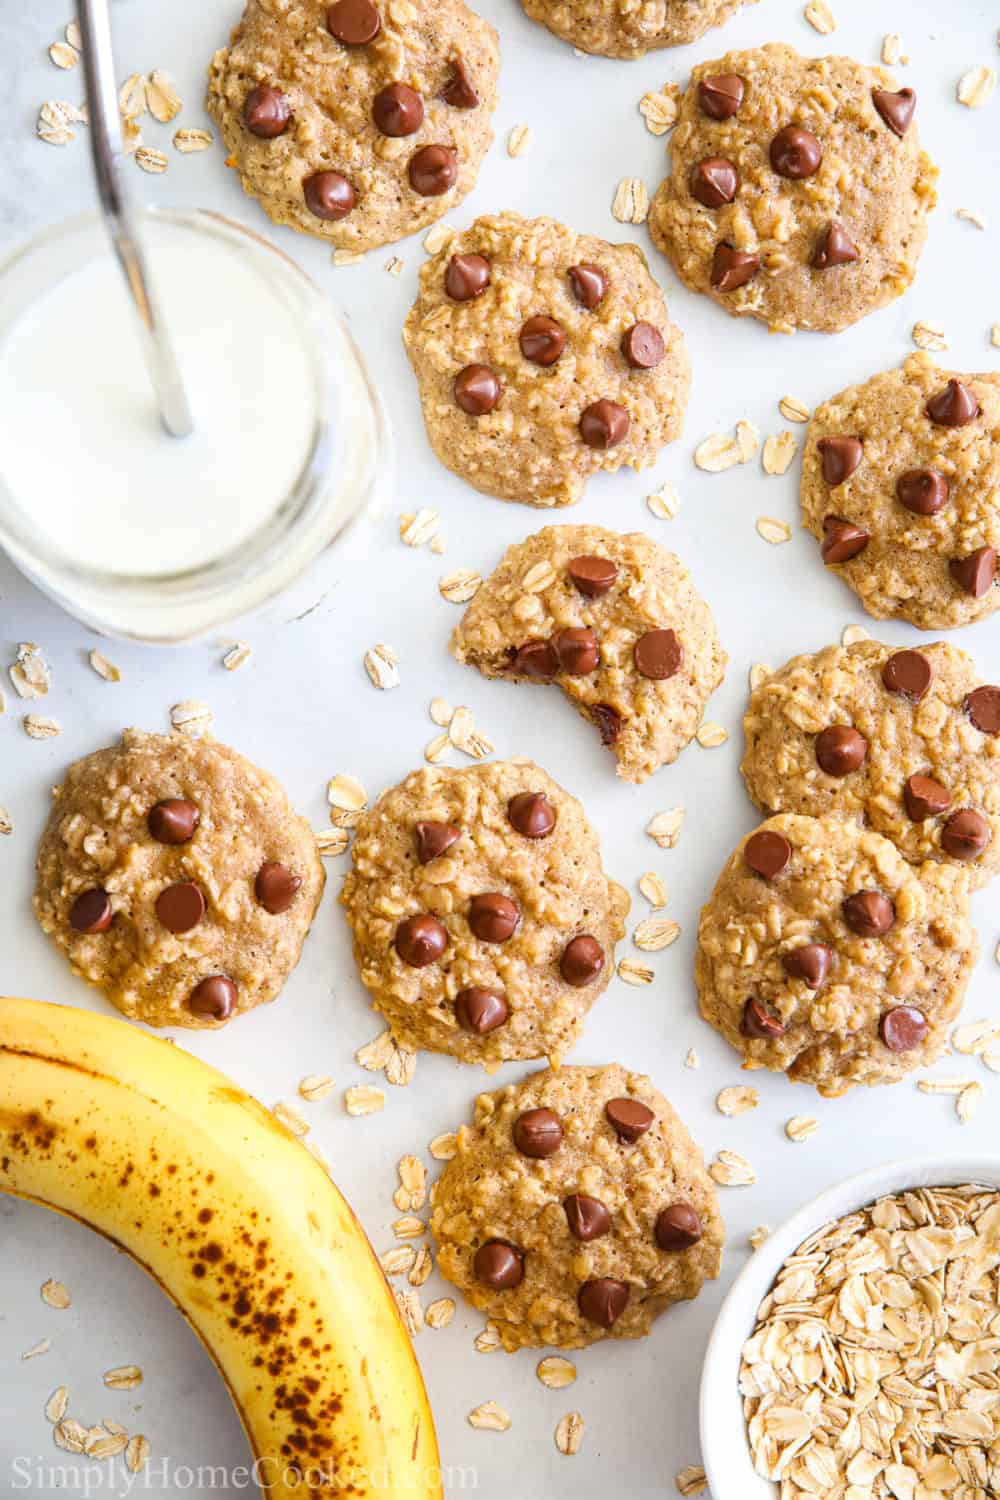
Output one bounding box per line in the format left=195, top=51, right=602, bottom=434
left=699, top=1153, right=1000, bottom=1500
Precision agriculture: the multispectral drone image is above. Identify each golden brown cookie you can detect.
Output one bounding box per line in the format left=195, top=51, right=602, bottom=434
left=519, top=0, right=755, bottom=59
left=430, top=1063, right=724, bottom=1350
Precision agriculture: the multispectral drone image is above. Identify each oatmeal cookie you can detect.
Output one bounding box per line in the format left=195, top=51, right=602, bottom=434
left=802, top=354, right=1000, bottom=629
left=695, top=814, right=978, bottom=1095
left=519, top=0, right=755, bottom=59
left=34, top=730, right=324, bottom=1029
left=430, top=1063, right=724, bottom=1350
left=339, top=762, right=629, bottom=1065
left=402, top=212, right=690, bottom=506
left=206, top=0, right=499, bottom=253
left=450, top=525, right=726, bottom=783
left=648, top=44, right=938, bottom=334
left=743, top=640, right=1000, bottom=890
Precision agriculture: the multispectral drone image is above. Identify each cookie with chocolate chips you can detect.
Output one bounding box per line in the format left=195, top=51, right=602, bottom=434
left=802, top=354, right=1000, bottom=628
left=403, top=212, right=690, bottom=506
left=33, top=730, right=324, bottom=1029
left=518, top=0, right=754, bottom=59
left=450, top=525, right=726, bottom=783
left=206, top=0, right=499, bottom=252
left=696, top=814, right=978, bottom=1095
left=743, top=639, right=1000, bottom=889
left=429, top=1063, right=723, bottom=1349
left=648, top=44, right=937, bottom=333
left=340, top=762, right=628, bottom=1065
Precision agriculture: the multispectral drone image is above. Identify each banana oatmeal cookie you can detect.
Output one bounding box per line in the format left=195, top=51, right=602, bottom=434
left=430, top=1063, right=724, bottom=1350
left=743, top=640, right=1000, bottom=890
left=695, top=814, right=978, bottom=1095
left=340, top=762, right=629, bottom=1065
left=402, top=212, right=690, bottom=507
left=648, top=44, right=937, bottom=334
left=451, top=525, right=726, bottom=783
left=207, top=0, right=499, bottom=253
left=802, top=355, right=1000, bottom=629
left=34, top=730, right=324, bottom=1029
left=519, top=0, right=755, bottom=59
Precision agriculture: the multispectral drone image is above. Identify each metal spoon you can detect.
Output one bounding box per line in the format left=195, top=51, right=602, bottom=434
left=76, top=0, right=194, bottom=437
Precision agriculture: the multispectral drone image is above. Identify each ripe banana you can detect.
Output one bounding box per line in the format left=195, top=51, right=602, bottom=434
left=0, top=996, right=441, bottom=1498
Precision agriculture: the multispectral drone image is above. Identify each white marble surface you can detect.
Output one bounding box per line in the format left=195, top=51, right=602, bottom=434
left=2, top=1, right=1000, bottom=1496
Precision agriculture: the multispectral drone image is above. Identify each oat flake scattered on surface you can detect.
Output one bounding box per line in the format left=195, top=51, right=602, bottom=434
left=756, top=516, right=792, bottom=545
left=394, top=1155, right=427, bottom=1213
left=468, top=1401, right=511, bottom=1432
left=639, top=85, right=680, bottom=135
left=169, top=698, right=212, bottom=736
left=840, top=622, right=871, bottom=645
left=145, top=69, right=182, bottom=123
left=429, top=1131, right=458, bottom=1161
left=315, top=827, right=350, bottom=857
left=749, top=662, right=771, bottom=690
left=0, top=806, right=12, bottom=837
left=400, top=507, right=441, bottom=547
left=709, top=1149, right=755, bottom=1187
left=507, top=124, right=532, bottom=158
left=761, top=432, right=798, bottom=476
left=537, top=1355, right=577, bottom=1389
left=633, top=916, right=680, bottom=951
left=40, top=1279, right=71, bottom=1309
left=696, top=722, right=728, bottom=748
left=638, top=871, right=668, bottom=909
left=439, top=569, right=483, bottom=603
left=299, top=1073, right=335, bottom=1102
left=364, top=643, right=400, bottom=690
left=125, top=1435, right=150, bottom=1474
left=474, top=1322, right=503, bottom=1353
left=425, top=1298, right=455, bottom=1329
left=555, top=1411, right=585, bottom=1456
left=612, top=177, right=649, bottom=224
left=49, top=41, right=79, bottom=69
left=24, top=715, right=61, bottom=740
left=694, top=432, right=741, bottom=473
left=957, top=206, right=987, bottom=229
left=45, top=1387, right=69, bottom=1423
left=344, top=1084, right=385, bottom=1116
left=958, top=65, right=996, bottom=108
left=173, top=127, right=213, bottom=152
left=103, top=1366, right=142, bottom=1390
left=134, top=145, right=168, bottom=174
left=10, top=642, right=51, bottom=699
left=88, top=649, right=122, bottom=683
left=647, top=480, right=680, bottom=519
left=717, top=1085, right=759, bottom=1117
left=221, top=640, right=251, bottom=671
left=37, top=100, right=85, bottom=145
left=804, top=0, right=836, bottom=33
left=21, top=1338, right=50, bottom=1360
left=675, top=1465, right=708, bottom=1496
left=779, top=395, right=811, bottom=424
left=912, top=319, right=948, bottom=351
left=785, top=1114, right=820, bottom=1142
left=748, top=1224, right=771, bottom=1251
left=423, top=222, right=454, bottom=255
left=647, top=807, right=684, bottom=848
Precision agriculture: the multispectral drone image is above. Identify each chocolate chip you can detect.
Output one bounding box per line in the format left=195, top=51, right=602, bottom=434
left=605, top=1098, right=654, bottom=1142
left=770, top=125, right=822, bottom=178
left=711, top=243, right=760, bottom=292
left=966, top=686, right=1000, bottom=734
left=741, top=998, right=786, bottom=1039
left=577, top=1277, right=629, bottom=1328
left=926, top=379, right=980, bottom=427
left=441, top=56, right=479, bottom=109
left=468, top=893, right=520, bottom=943
left=372, top=81, right=423, bottom=137
left=579, top=399, right=629, bottom=449
left=511, top=639, right=559, bottom=679
left=689, top=157, right=738, bottom=208
left=818, top=436, right=863, bottom=485
left=904, top=774, right=951, bottom=822
left=950, top=547, right=997, bottom=599
left=782, top=943, right=832, bottom=989
left=519, top=315, right=566, bottom=367
left=872, top=86, right=916, bottom=136
left=408, top=144, right=457, bottom=196
left=567, top=263, right=607, bottom=309
left=842, top=890, right=895, bottom=938
left=655, top=1204, right=703, bottom=1252
left=244, top=85, right=292, bottom=138
left=697, top=73, right=744, bottom=119
left=513, top=1107, right=563, bottom=1158
left=303, top=170, right=355, bottom=221
left=821, top=516, right=870, bottom=564
left=560, top=935, right=605, bottom=987
left=941, top=808, right=990, bottom=861
left=473, top=1240, right=523, bottom=1288
left=564, top=1194, right=611, bottom=1241
left=148, top=798, right=199, bottom=845
left=815, top=725, right=868, bottom=776
left=507, top=791, right=556, bottom=838
left=812, top=221, right=859, bottom=269
left=896, top=468, right=949, bottom=516
left=744, top=829, right=792, bottom=879
left=567, top=555, right=618, bottom=596
left=255, top=862, right=302, bottom=914
left=445, top=253, right=490, bottom=301
left=881, top=649, right=932, bottom=702
left=552, top=626, right=599, bottom=675
left=622, top=322, right=666, bottom=369
left=69, top=888, right=112, bottom=935
left=590, top=704, right=622, bottom=745
left=327, top=0, right=380, bottom=43
left=394, top=913, right=448, bottom=966
left=454, top=364, right=502, bottom=415
left=634, top=628, right=683, bottom=681
left=880, top=1004, right=927, bottom=1052
left=155, top=881, right=206, bottom=934
left=415, top=821, right=461, bottom=864
left=455, top=987, right=508, bottom=1034
left=189, top=975, right=237, bottom=1021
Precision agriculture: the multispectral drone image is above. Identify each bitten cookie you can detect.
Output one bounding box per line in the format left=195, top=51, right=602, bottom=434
left=648, top=44, right=938, bottom=334
left=695, top=814, right=978, bottom=1095
left=206, top=0, right=499, bottom=253
left=450, top=525, right=726, bottom=783
left=34, top=730, right=324, bottom=1029
left=339, top=762, right=629, bottom=1065
left=519, top=0, right=755, bottom=59
left=403, top=212, right=690, bottom=506
left=802, top=354, right=1000, bottom=628
left=742, top=640, right=1000, bottom=890
left=430, top=1063, right=724, bottom=1350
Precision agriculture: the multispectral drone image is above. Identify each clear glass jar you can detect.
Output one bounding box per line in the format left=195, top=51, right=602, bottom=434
left=0, top=207, right=389, bottom=643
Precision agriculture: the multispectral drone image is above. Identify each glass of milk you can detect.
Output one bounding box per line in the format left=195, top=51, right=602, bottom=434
left=0, top=207, right=388, bottom=642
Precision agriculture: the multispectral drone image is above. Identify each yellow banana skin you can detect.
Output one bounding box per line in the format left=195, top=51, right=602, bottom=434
left=0, top=997, right=441, bottom=1499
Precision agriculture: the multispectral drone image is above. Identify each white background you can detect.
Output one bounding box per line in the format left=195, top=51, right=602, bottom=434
left=2, top=1, right=1000, bottom=1496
